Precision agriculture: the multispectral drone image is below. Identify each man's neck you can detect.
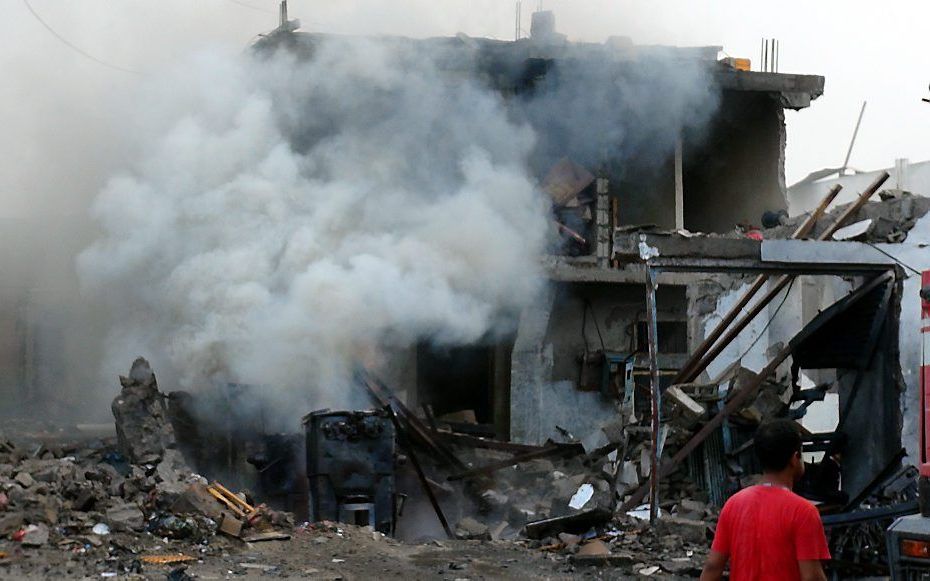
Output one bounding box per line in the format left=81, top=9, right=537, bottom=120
left=761, top=471, right=794, bottom=490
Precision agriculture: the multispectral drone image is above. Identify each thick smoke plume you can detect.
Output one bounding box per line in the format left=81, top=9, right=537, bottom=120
left=78, top=38, right=549, bottom=418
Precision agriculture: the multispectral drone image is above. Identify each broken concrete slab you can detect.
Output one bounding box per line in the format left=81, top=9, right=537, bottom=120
left=489, top=521, right=510, bottom=541
left=106, top=502, right=145, bottom=532
left=657, top=516, right=709, bottom=544
left=455, top=516, right=489, bottom=539
left=523, top=508, right=611, bottom=540
left=665, top=387, right=705, bottom=421
left=20, top=523, right=49, bottom=547
left=111, top=357, right=177, bottom=465
left=14, top=471, right=34, bottom=488
left=170, top=482, right=225, bottom=521
left=218, top=514, right=244, bottom=538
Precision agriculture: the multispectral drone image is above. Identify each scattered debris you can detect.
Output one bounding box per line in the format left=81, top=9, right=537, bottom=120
left=141, top=554, right=196, bottom=565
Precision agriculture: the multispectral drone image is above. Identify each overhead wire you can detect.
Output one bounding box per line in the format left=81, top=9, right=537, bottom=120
left=863, top=241, right=922, bottom=277
left=734, top=276, right=796, bottom=362
left=227, top=0, right=276, bottom=14
left=22, top=0, right=140, bottom=75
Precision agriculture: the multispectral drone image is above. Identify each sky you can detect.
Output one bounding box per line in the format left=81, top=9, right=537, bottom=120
left=2, top=0, right=930, bottom=219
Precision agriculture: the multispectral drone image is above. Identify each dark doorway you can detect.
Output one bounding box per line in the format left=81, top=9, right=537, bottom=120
left=416, top=344, right=493, bottom=424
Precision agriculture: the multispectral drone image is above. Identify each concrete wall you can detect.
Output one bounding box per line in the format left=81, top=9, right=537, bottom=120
left=683, top=92, right=787, bottom=233
left=510, top=280, right=687, bottom=444
left=874, top=213, right=930, bottom=464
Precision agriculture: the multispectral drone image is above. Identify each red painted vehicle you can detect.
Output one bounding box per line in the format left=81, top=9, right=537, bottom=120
left=886, top=271, right=930, bottom=579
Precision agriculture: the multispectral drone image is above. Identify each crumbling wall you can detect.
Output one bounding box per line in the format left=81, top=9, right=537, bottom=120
left=683, top=92, right=787, bottom=233
left=510, top=281, right=687, bottom=444
left=878, top=212, right=930, bottom=463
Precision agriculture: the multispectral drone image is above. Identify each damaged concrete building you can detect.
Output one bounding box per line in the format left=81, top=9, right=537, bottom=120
left=250, top=11, right=916, bottom=518
left=3, top=9, right=930, bottom=578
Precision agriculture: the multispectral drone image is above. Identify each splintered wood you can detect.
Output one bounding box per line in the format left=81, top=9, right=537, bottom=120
left=141, top=554, right=196, bottom=565
left=207, top=482, right=255, bottom=519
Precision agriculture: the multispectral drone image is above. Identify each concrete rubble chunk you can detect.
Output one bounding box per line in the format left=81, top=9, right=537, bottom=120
left=0, top=511, right=25, bottom=536
left=558, top=532, right=581, bottom=547
left=489, top=520, right=510, bottom=541
left=106, top=502, right=145, bottom=532
left=21, top=523, right=49, bottom=547
left=666, top=386, right=705, bottom=420
left=657, top=516, right=708, bottom=544
left=112, top=357, right=177, bottom=465
left=15, top=471, right=35, bottom=488
left=618, top=462, right=639, bottom=487
left=679, top=499, right=707, bottom=513
left=480, top=489, right=509, bottom=507
left=661, top=558, right=696, bottom=574
left=577, top=539, right=609, bottom=556
left=568, top=483, right=594, bottom=510
left=455, top=516, right=489, bottom=539
left=218, top=514, right=244, bottom=538
left=171, top=482, right=225, bottom=521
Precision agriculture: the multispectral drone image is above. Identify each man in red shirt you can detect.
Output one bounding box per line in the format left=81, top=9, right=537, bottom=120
left=701, top=419, right=831, bottom=581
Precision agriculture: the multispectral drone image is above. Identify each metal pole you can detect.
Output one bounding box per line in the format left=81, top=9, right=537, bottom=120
left=515, top=1, right=521, bottom=41
left=674, top=136, right=684, bottom=231
left=645, top=265, right=661, bottom=524
left=842, top=101, right=868, bottom=174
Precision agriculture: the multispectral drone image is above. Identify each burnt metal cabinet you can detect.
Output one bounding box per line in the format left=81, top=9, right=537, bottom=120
left=304, top=409, right=395, bottom=534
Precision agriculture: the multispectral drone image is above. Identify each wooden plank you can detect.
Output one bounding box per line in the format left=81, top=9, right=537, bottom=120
left=360, top=370, right=466, bottom=470
left=388, top=408, right=455, bottom=539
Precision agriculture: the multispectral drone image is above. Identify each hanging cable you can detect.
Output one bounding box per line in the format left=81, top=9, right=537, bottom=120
left=863, top=241, right=922, bottom=277
left=22, top=0, right=140, bottom=75
left=228, top=0, right=276, bottom=14
left=584, top=299, right=607, bottom=352
left=735, top=277, right=796, bottom=362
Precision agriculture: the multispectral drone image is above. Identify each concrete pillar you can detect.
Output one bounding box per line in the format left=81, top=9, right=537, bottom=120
left=509, top=286, right=555, bottom=444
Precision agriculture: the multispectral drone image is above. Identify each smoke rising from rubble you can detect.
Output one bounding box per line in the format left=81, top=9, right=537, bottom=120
left=78, top=39, right=549, bottom=419
left=515, top=52, right=719, bottom=174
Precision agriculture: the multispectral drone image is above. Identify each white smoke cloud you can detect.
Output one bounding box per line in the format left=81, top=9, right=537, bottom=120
left=77, top=38, right=549, bottom=416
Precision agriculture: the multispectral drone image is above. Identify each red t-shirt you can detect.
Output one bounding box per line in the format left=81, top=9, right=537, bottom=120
left=711, top=484, right=831, bottom=580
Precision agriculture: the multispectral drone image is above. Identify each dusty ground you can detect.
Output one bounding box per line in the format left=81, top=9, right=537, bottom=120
left=0, top=520, right=686, bottom=580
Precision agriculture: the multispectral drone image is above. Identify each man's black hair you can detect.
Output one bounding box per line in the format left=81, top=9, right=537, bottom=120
left=755, top=419, right=802, bottom=472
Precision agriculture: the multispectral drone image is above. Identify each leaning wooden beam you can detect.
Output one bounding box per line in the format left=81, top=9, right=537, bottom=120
left=446, top=443, right=584, bottom=482
left=360, top=370, right=466, bottom=470
left=678, top=172, right=889, bottom=384
left=673, top=184, right=843, bottom=383
left=619, top=268, right=895, bottom=513
left=619, top=340, right=796, bottom=512
left=387, top=407, right=455, bottom=539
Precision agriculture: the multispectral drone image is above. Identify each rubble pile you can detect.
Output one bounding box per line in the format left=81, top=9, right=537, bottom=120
left=768, top=192, right=930, bottom=243
left=0, top=359, right=293, bottom=576
left=451, top=428, right=704, bottom=536
left=443, top=437, right=717, bottom=574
